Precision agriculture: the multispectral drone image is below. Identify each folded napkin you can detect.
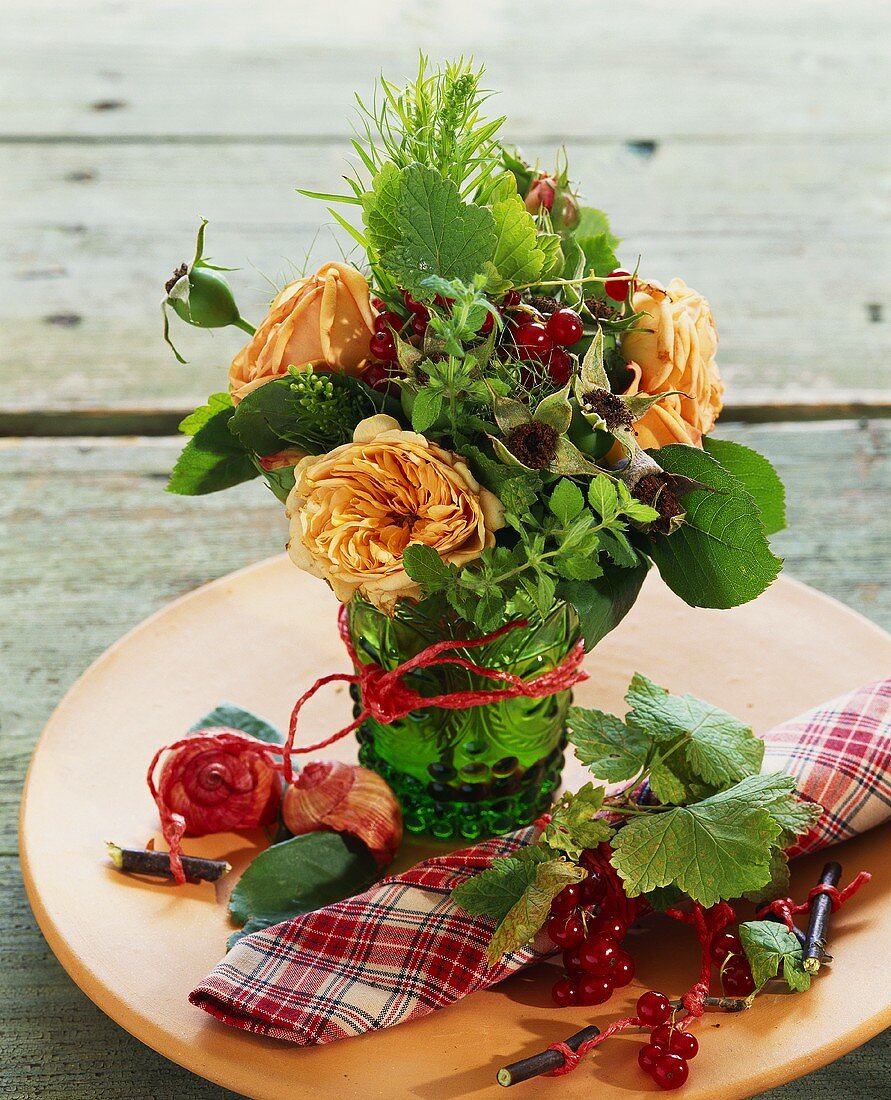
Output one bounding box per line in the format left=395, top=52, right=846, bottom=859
left=190, top=680, right=890, bottom=1044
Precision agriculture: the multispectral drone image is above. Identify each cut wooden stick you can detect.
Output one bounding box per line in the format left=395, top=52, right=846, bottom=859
left=803, top=861, right=841, bottom=974
left=497, top=1025, right=600, bottom=1087
left=106, top=842, right=231, bottom=882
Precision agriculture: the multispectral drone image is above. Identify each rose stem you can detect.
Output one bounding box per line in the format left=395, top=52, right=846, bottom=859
left=106, top=842, right=231, bottom=882
left=803, top=861, right=842, bottom=974
left=496, top=1026, right=600, bottom=1087
left=762, top=911, right=808, bottom=948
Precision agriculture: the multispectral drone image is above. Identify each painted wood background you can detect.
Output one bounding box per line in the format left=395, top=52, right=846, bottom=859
left=1, top=1, right=888, bottom=1096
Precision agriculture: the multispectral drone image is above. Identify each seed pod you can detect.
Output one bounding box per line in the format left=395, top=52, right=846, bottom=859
left=282, top=761, right=402, bottom=868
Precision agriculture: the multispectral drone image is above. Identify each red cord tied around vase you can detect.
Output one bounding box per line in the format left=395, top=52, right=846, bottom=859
left=148, top=605, right=588, bottom=881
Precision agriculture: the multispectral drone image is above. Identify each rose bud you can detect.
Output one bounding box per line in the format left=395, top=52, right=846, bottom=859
left=162, top=218, right=253, bottom=363
left=524, top=174, right=557, bottom=214
left=156, top=728, right=282, bottom=835
left=282, top=761, right=403, bottom=869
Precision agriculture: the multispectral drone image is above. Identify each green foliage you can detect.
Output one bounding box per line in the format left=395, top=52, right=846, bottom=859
left=383, top=164, right=497, bottom=294
left=188, top=701, right=284, bottom=745
left=485, top=190, right=547, bottom=291
left=539, top=783, right=613, bottom=860
left=574, top=206, right=620, bottom=246
left=167, top=405, right=257, bottom=496
left=450, top=849, right=548, bottom=925
left=739, top=921, right=811, bottom=993
left=648, top=444, right=782, bottom=608
left=485, top=858, right=586, bottom=964
left=703, top=437, right=787, bottom=535
left=178, top=392, right=233, bottom=435
left=229, top=832, right=379, bottom=937
left=556, top=559, right=649, bottom=652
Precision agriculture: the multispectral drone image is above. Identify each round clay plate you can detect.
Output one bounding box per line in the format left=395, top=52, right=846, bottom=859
left=20, top=560, right=891, bottom=1100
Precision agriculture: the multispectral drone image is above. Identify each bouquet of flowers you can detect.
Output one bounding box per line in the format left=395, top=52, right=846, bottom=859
left=161, top=58, right=785, bottom=839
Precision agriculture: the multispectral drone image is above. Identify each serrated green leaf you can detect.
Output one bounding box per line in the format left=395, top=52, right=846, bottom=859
left=167, top=407, right=257, bottom=496
left=703, top=438, right=787, bottom=536
left=625, top=673, right=764, bottom=787
left=189, top=702, right=284, bottom=745
left=410, top=387, right=444, bottom=432
left=568, top=709, right=649, bottom=782
left=451, top=852, right=545, bottom=924
left=548, top=479, right=585, bottom=524
left=597, top=528, right=639, bottom=568
left=649, top=444, right=782, bottom=609
left=487, top=193, right=546, bottom=290
left=588, top=475, right=619, bottom=521
left=361, top=162, right=404, bottom=256
left=554, top=553, right=605, bottom=581
left=178, top=392, right=233, bottom=436
left=486, top=858, right=586, bottom=965
left=610, top=781, right=782, bottom=907
left=577, top=233, right=620, bottom=281
left=575, top=207, right=620, bottom=248
left=402, top=543, right=452, bottom=589
left=541, top=783, right=613, bottom=860
left=557, top=558, right=649, bottom=652
left=499, top=477, right=540, bottom=515
left=743, top=847, right=792, bottom=905
left=739, top=921, right=811, bottom=993
left=384, top=164, right=497, bottom=293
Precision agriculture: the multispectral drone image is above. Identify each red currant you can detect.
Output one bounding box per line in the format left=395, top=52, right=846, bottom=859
left=412, top=314, right=428, bottom=337
left=722, top=959, right=756, bottom=997
left=546, top=308, right=584, bottom=346
left=579, top=867, right=608, bottom=905
left=604, top=268, right=637, bottom=302
left=371, top=296, right=386, bottom=311
left=562, top=947, right=585, bottom=976
left=638, top=1043, right=662, bottom=1076
left=513, top=321, right=553, bottom=362
left=502, top=290, right=522, bottom=309
left=479, top=310, right=495, bottom=335
left=373, top=310, right=404, bottom=334
left=403, top=290, right=428, bottom=315
left=652, top=1025, right=699, bottom=1060
left=579, top=933, right=619, bottom=976
left=551, top=884, right=581, bottom=913
left=369, top=330, right=396, bottom=361
left=589, top=915, right=626, bottom=941
left=551, top=976, right=579, bottom=1007
left=362, top=363, right=391, bottom=391
left=612, top=951, right=635, bottom=987
left=709, top=931, right=743, bottom=965
left=636, top=990, right=672, bottom=1027
left=546, top=913, right=585, bottom=949
left=547, top=347, right=572, bottom=386
left=653, top=1053, right=689, bottom=1090
left=578, top=974, right=613, bottom=1006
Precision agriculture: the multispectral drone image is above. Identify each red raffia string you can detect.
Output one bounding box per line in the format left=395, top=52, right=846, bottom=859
left=756, top=872, right=872, bottom=930
left=148, top=605, right=588, bottom=880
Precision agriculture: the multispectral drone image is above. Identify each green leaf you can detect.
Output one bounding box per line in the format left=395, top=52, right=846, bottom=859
left=575, top=207, right=620, bottom=248
left=540, top=783, right=613, bottom=860
left=739, top=921, right=811, bottom=993
left=410, top=387, right=444, bottom=433
left=385, top=164, right=497, bottom=293
left=167, top=407, right=257, bottom=496
left=625, top=673, right=764, bottom=787
left=703, top=438, right=786, bottom=535
left=228, top=832, right=379, bottom=931
left=548, top=479, right=585, bottom=525
left=568, top=708, right=649, bottom=783
left=499, top=477, right=540, bottom=516
left=610, top=780, right=783, bottom=907
left=361, top=162, right=404, bottom=256
left=486, top=193, right=546, bottom=290
left=451, top=850, right=546, bottom=924
left=648, top=444, right=782, bottom=609
left=486, top=858, right=587, bottom=964
left=261, top=463, right=298, bottom=503
left=557, top=558, right=649, bottom=652
left=718, top=772, right=822, bottom=843
left=402, top=543, right=452, bottom=589
left=577, top=233, right=620, bottom=280
left=743, top=847, right=792, bottom=906
left=178, top=392, right=233, bottom=436
left=189, top=701, right=284, bottom=745
left=588, top=475, right=620, bottom=522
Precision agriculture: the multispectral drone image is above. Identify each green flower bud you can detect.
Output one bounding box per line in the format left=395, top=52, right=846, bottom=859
left=166, top=264, right=242, bottom=329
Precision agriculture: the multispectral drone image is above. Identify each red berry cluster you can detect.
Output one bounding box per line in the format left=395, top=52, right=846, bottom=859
left=710, top=929, right=756, bottom=996
left=548, top=851, right=635, bottom=1008
left=636, top=990, right=699, bottom=1090
left=513, top=307, right=583, bottom=387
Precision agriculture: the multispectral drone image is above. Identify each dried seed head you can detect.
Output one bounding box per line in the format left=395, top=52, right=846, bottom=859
left=581, top=389, right=634, bottom=431
left=165, top=263, right=188, bottom=295
left=584, top=297, right=620, bottom=322
left=635, top=474, right=685, bottom=534
left=506, top=420, right=559, bottom=469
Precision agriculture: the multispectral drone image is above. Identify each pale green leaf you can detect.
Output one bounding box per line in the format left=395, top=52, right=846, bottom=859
left=549, top=479, right=585, bottom=525
left=487, top=193, right=546, bottom=290
left=486, top=859, right=586, bottom=964
left=568, top=709, right=649, bottom=782
left=739, top=921, right=811, bottom=993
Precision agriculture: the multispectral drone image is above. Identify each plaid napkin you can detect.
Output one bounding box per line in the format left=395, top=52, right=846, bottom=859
left=190, top=680, right=890, bottom=1044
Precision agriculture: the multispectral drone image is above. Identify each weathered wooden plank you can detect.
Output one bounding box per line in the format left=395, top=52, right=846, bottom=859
left=1, top=423, right=889, bottom=1093
left=2, top=0, right=890, bottom=139
left=3, top=139, right=889, bottom=413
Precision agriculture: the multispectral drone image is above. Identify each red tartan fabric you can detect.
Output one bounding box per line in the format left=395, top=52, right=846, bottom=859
left=190, top=680, right=890, bottom=1044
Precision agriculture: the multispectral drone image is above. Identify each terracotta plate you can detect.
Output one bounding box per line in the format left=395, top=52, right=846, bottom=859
left=20, top=560, right=891, bottom=1099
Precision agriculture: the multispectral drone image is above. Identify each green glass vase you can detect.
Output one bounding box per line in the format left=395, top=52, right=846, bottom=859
left=346, top=595, right=581, bottom=840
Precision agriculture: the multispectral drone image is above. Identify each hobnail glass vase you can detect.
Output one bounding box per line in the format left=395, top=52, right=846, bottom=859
left=346, top=594, right=581, bottom=840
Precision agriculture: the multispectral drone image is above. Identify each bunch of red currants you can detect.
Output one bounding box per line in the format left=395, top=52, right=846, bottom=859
left=635, top=990, right=698, bottom=1090
left=548, top=849, right=636, bottom=1008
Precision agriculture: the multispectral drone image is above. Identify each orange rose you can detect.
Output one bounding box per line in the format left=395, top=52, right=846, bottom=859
left=229, top=262, right=376, bottom=404
left=285, top=415, right=504, bottom=613
left=619, top=278, right=723, bottom=449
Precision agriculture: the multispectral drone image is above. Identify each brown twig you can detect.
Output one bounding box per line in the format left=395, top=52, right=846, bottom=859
left=497, top=1025, right=600, bottom=1087
left=106, top=842, right=231, bottom=882
left=803, top=861, right=841, bottom=974
left=670, top=995, right=749, bottom=1013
